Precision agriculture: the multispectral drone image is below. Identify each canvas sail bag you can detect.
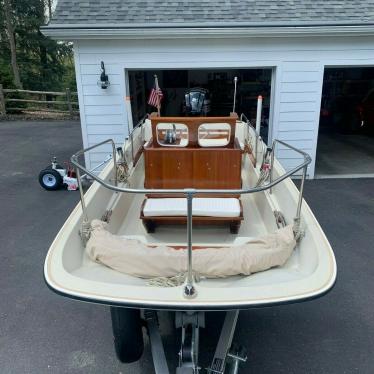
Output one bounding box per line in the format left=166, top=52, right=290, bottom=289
left=86, top=220, right=296, bottom=279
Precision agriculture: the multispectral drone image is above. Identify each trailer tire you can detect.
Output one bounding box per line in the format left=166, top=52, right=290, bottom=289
left=38, top=169, right=63, bottom=191
left=110, top=307, right=144, bottom=363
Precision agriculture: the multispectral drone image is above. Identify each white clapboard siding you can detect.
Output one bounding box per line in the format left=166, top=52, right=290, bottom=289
left=84, top=105, right=123, bottom=115
left=74, top=36, right=374, bottom=177
left=81, top=74, right=119, bottom=85
left=87, top=143, right=121, bottom=153
left=84, top=95, right=123, bottom=106
left=280, top=92, right=318, bottom=103
left=277, top=130, right=315, bottom=141
left=82, top=84, right=123, bottom=96
left=273, top=60, right=324, bottom=176
left=89, top=152, right=115, bottom=163
left=86, top=125, right=126, bottom=135
left=282, top=71, right=321, bottom=83
left=85, top=115, right=124, bottom=125
left=274, top=158, right=308, bottom=176
left=79, top=64, right=120, bottom=75
left=88, top=134, right=124, bottom=144
left=88, top=160, right=109, bottom=173
left=282, top=61, right=321, bottom=72
left=279, top=102, right=316, bottom=112
left=276, top=139, right=315, bottom=149
left=281, top=82, right=320, bottom=93
left=278, top=158, right=311, bottom=169
left=277, top=148, right=313, bottom=159
left=279, top=111, right=317, bottom=122
left=276, top=121, right=315, bottom=131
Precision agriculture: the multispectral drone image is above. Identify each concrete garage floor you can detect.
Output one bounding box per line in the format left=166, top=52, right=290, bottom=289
left=1, top=120, right=374, bottom=373
left=315, top=132, right=374, bottom=177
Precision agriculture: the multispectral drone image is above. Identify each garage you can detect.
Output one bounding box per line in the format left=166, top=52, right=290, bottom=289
left=43, top=0, right=374, bottom=177
left=128, top=69, right=272, bottom=143
left=316, top=67, right=374, bottom=177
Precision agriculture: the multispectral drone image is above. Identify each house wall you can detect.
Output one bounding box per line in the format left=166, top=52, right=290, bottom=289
left=73, top=36, right=374, bottom=177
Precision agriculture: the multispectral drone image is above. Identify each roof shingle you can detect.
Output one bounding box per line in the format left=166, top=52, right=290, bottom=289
left=49, top=0, right=374, bottom=27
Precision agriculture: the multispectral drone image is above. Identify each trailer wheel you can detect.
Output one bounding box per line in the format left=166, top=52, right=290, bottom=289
left=110, top=307, right=144, bottom=363
left=38, top=169, right=63, bottom=191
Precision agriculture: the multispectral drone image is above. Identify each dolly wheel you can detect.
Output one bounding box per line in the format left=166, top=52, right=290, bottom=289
left=38, top=169, right=63, bottom=191
left=110, top=307, right=144, bottom=363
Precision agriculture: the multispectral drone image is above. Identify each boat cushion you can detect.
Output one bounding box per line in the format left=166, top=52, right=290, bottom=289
left=143, top=198, right=241, bottom=218
left=198, top=138, right=229, bottom=147
left=86, top=220, right=296, bottom=279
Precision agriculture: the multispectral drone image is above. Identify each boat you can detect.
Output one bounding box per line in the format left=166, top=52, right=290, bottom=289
left=44, top=109, right=336, bottom=373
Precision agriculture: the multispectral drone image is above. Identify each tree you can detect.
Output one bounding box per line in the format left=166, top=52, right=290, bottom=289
left=0, top=0, right=75, bottom=91
left=2, top=0, right=22, bottom=88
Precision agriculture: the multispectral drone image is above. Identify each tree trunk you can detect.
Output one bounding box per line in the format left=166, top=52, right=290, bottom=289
left=3, top=0, right=22, bottom=88
left=47, top=0, right=52, bottom=20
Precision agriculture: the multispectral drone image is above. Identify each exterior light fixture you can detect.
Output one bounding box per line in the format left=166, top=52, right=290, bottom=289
left=97, top=61, right=110, bottom=89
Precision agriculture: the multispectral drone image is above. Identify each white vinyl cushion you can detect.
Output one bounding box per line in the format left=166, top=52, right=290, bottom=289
left=143, top=198, right=241, bottom=218
left=198, top=138, right=228, bottom=147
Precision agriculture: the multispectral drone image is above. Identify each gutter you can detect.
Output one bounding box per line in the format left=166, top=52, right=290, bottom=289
left=41, top=24, right=374, bottom=40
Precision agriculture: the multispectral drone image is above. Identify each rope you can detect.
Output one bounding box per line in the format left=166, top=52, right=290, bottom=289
left=255, top=146, right=272, bottom=187
left=116, top=161, right=129, bottom=183
left=80, top=219, right=92, bottom=246
left=147, top=272, right=203, bottom=287
left=147, top=274, right=186, bottom=287
left=274, top=210, right=287, bottom=228
left=293, top=219, right=305, bottom=241
left=243, top=138, right=252, bottom=154
left=255, top=166, right=270, bottom=187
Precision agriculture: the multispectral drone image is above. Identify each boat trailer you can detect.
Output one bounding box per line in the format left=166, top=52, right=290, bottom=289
left=145, top=310, right=247, bottom=374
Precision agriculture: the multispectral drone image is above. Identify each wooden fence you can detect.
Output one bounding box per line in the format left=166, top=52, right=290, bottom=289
left=0, top=84, right=79, bottom=117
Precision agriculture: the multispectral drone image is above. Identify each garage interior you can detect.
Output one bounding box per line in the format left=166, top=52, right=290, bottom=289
left=128, top=69, right=272, bottom=143
left=316, top=67, right=374, bottom=177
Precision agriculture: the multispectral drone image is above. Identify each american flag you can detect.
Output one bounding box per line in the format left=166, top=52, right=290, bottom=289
left=147, top=86, right=163, bottom=108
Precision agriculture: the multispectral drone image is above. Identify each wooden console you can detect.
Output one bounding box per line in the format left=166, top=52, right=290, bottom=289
left=141, top=114, right=243, bottom=232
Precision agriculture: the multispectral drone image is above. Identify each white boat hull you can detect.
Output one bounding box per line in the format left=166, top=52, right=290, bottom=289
left=44, top=121, right=336, bottom=310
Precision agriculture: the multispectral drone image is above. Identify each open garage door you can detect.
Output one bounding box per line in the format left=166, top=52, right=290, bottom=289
left=316, top=67, right=374, bottom=178
left=128, top=68, right=272, bottom=143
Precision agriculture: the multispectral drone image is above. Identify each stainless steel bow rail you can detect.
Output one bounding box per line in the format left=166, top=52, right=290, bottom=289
left=70, top=118, right=311, bottom=374
left=71, top=119, right=311, bottom=300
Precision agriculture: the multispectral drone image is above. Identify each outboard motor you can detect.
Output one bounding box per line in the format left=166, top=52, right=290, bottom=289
left=184, top=88, right=211, bottom=116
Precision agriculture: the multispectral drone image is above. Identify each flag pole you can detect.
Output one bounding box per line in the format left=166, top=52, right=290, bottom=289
left=154, top=74, right=161, bottom=116
left=232, top=76, right=238, bottom=113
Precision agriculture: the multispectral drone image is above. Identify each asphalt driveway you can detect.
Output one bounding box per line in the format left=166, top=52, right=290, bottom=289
left=0, top=119, right=373, bottom=373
